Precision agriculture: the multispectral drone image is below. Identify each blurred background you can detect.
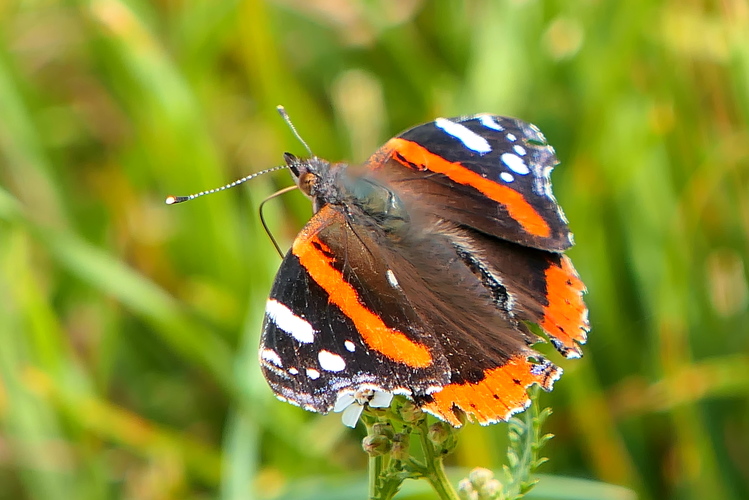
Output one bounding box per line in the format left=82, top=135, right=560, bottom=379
left=1, top=0, right=748, bottom=499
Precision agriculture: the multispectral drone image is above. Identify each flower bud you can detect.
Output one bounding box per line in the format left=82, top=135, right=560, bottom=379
left=457, top=478, right=479, bottom=500
left=390, top=433, right=410, bottom=461
left=468, top=467, right=494, bottom=489
left=362, top=435, right=391, bottom=457
left=428, top=422, right=450, bottom=446
left=371, top=422, right=394, bottom=439
left=398, top=399, right=424, bottom=424
left=479, top=478, right=502, bottom=498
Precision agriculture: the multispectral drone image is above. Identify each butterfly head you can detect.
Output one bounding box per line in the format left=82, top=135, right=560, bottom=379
left=283, top=152, right=339, bottom=212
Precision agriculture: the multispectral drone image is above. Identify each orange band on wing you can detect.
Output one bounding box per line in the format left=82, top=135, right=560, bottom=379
left=420, top=355, right=560, bottom=427
left=540, top=256, right=588, bottom=357
left=292, top=233, right=433, bottom=368
left=385, top=138, right=551, bottom=238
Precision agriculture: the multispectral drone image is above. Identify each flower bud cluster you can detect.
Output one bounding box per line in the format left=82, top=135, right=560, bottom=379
left=457, top=467, right=502, bottom=500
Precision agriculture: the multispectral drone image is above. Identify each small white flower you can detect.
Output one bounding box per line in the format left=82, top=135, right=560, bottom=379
left=333, top=389, right=394, bottom=428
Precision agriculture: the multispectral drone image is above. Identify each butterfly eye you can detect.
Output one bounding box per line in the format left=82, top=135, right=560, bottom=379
left=298, top=172, right=317, bottom=196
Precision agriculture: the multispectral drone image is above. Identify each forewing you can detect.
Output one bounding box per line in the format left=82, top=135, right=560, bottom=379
left=260, top=205, right=449, bottom=413
left=366, top=114, right=572, bottom=252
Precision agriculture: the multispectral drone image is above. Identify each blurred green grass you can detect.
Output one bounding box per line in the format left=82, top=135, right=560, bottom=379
left=0, top=1, right=748, bottom=499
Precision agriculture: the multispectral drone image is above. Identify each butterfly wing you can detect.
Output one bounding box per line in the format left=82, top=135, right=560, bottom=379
left=261, top=113, right=587, bottom=426
left=261, top=202, right=563, bottom=425
left=362, top=114, right=589, bottom=358
left=366, top=114, right=572, bottom=252
left=452, top=228, right=589, bottom=359
left=260, top=204, right=450, bottom=413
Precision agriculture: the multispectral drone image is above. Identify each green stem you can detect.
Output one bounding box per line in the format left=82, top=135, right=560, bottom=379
left=369, top=454, right=383, bottom=500
left=364, top=400, right=461, bottom=500
left=377, top=473, right=404, bottom=500
left=417, top=420, right=460, bottom=500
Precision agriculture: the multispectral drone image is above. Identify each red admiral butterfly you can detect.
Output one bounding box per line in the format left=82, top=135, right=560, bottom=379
left=258, top=113, right=589, bottom=427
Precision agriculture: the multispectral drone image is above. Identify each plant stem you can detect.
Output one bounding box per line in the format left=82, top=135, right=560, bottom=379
left=417, top=420, right=460, bottom=500
left=364, top=400, right=461, bottom=500
left=369, top=454, right=383, bottom=499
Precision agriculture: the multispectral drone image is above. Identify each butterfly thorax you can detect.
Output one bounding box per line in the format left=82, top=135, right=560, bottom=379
left=291, top=156, right=410, bottom=234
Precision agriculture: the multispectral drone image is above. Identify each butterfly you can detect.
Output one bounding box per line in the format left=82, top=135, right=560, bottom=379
left=259, top=113, right=588, bottom=427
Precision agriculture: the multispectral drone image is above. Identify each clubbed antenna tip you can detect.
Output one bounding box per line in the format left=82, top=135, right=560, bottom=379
left=277, top=105, right=313, bottom=157
left=165, top=195, right=189, bottom=205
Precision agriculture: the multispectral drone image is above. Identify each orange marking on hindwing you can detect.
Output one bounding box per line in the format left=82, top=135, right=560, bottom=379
left=540, top=256, right=588, bottom=357
left=420, top=355, right=560, bottom=427
left=292, top=227, right=433, bottom=368
left=383, top=138, right=552, bottom=238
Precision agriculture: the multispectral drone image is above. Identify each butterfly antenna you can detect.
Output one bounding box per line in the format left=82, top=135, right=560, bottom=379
left=259, top=185, right=299, bottom=258
left=164, top=165, right=288, bottom=205
left=277, top=105, right=313, bottom=157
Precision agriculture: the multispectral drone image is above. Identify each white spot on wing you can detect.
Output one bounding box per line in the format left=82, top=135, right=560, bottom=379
left=500, top=172, right=514, bottom=183
left=266, top=299, right=316, bottom=343
left=478, top=114, right=504, bottom=131
left=513, top=145, right=526, bottom=156
left=288, top=367, right=299, bottom=375
left=318, top=350, right=346, bottom=372
left=501, top=153, right=530, bottom=175
left=386, top=269, right=399, bottom=288
left=305, top=368, right=320, bottom=380
left=435, top=117, right=491, bottom=153
left=344, top=340, right=356, bottom=352
left=260, top=349, right=283, bottom=367
left=506, top=133, right=517, bottom=142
